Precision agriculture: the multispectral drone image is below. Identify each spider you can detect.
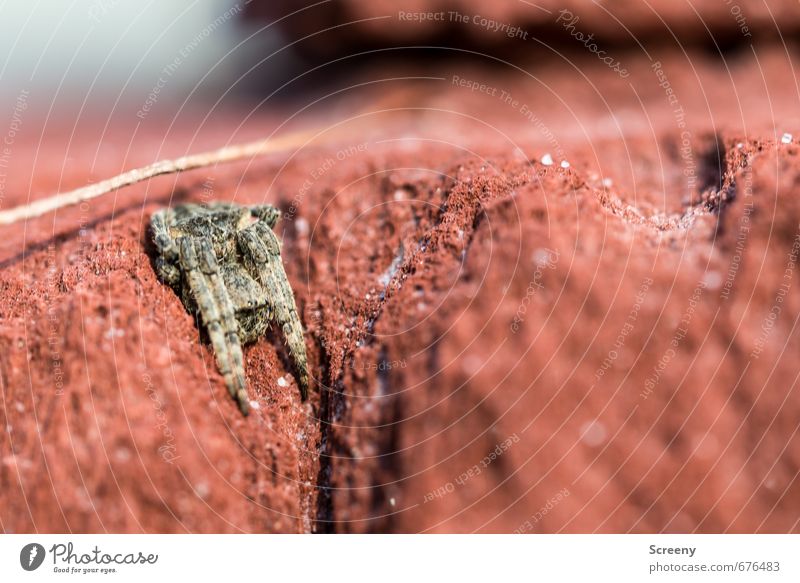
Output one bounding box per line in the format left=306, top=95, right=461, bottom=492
left=150, top=201, right=308, bottom=415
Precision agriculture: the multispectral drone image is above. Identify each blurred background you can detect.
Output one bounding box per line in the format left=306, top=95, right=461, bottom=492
left=2, top=0, right=799, bottom=118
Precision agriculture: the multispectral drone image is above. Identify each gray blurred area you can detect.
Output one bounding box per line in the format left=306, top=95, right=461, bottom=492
left=0, top=0, right=288, bottom=116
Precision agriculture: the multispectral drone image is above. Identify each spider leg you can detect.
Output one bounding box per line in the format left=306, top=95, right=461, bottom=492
left=150, top=209, right=181, bottom=287
left=237, top=222, right=308, bottom=398
left=178, top=236, right=250, bottom=415
left=249, top=204, right=280, bottom=228
left=152, top=208, right=180, bottom=261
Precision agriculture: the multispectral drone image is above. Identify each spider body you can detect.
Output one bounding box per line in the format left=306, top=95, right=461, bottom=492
left=150, top=201, right=308, bottom=415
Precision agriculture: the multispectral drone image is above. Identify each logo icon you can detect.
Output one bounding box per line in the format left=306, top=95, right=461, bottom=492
left=19, top=543, right=46, bottom=571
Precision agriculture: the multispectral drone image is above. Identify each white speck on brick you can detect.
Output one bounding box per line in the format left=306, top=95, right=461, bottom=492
left=580, top=420, right=607, bottom=447
left=782, top=133, right=793, bottom=144
left=196, top=481, right=210, bottom=499
left=560, top=160, right=570, bottom=168
left=533, top=248, right=556, bottom=267
left=296, top=217, right=309, bottom=236
left=104, top=327, right=124, bottom=339
left=602, top=177, right=613, bottom=188
left=540, top=153, right=553, bottom=166
left=703, top=271, right=722, bottom=290
left=462, top=354, right=483, bottom=375
left=277, top=377, right=288, bottom=388
left=249, top=400, right=261, bottom=410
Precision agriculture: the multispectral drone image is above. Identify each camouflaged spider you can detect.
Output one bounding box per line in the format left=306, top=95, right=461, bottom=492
left=150, top=201, right=308, bottom=415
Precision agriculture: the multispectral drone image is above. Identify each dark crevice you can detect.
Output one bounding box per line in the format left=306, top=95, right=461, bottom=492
left=713, top=176, right=738, bottom=240
left=313, top=332, right=340, bottom=532
left=696, top=134, right=740, bottom=238
left=309, top=165, right=517, bottom=532
left=309, top=174, right=455, bottom=531
left=367, top=346, right=403, bottom=533
left=463, top=206, right=487, bottom=265
left=698, top=133, right=726, bottom=199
